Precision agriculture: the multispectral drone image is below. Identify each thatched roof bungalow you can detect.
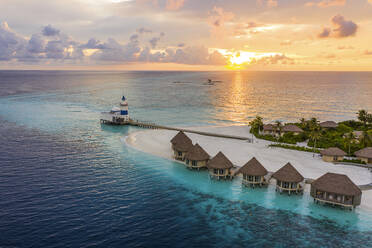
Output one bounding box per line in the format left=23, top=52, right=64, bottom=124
left=184, top=143, right=210, bottom=170
left=320, top=147, right=346, bottom=162
left=355, top=147, right=372, bottom=164
left=311, top=173, right=362, bottom=210
left=238, top=157, right=268, bottom=187
left=281, top=125, right=303, bottom=136
left=319, top=121, right=338, bottom=129
left=272, top=163, right=304, bottom=194
left=262, top=124, right=276, bottom=136
left=207, top=152, right=234, bottom=180
left=170, top=131, right=193, bottom=161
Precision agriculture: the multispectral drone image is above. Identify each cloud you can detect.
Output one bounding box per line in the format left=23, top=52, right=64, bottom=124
left=337, top=45, right=353, bottom=50
left=331, top=15, right=357, bottom=37
left=250, top=54, right=293, bottom=65
left=1, top=21, right=228, bottom=66
left=137, top=27, right=152, bottom=34
left=42, top=24, right=60, bottom=36
left=305, top=0, right=346, bottom=8
left=257, top=0, right=278, bottom=8
left=318, top=27, right=331, bottom=38
left=0, top=22, right=26, bottom=61
left=166, top=0, right=186, bottom=10
left=280, top=40, right=292, bottom=46
left=208, top=7, right=234, bottom=36
left=318, top=15, right=357, bottom=38
left=364, top=50, right=372, bottom=55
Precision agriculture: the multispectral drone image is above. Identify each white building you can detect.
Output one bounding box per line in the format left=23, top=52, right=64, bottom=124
left=100, top=96, right=130, bottom=125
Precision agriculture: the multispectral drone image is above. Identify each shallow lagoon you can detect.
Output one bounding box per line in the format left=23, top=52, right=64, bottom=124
left=1, top=71, right=372, bottom=247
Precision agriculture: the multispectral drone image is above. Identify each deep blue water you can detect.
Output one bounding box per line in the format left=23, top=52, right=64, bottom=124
left=1, top=70, right=372, bottom=247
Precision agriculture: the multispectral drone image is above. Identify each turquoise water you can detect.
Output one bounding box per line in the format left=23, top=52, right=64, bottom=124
left=1, top=71, right=372, bottom=247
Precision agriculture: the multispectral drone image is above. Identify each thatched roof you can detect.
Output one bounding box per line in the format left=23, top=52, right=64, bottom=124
left=312, top=173, right=361, bottom=196
left=263, top=124, right=275, bottom=131
left=320, top=147, right=346, bottom=157
left=282, top=125, right=303, bottom=133
left=238, top=157, right=268, bottom=176
left=272, top=163, right=304, bottom=183
left=207, top=152, right=234, bottom=169
left=185, top=143, right=210, bottom=161
left=171, top=131, right=192, bottom=152
left=320, top=121, right=338, bottom=128
left=355, top=147, right=372, bottom=159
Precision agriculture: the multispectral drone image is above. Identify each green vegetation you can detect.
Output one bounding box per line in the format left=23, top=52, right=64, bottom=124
left=249, top=110, right=372, bottom=155
left=268, top=144, right=320, bottom=153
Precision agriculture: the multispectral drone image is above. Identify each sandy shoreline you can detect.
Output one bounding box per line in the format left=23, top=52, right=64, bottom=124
left=125, top=125, right=372, bottom=211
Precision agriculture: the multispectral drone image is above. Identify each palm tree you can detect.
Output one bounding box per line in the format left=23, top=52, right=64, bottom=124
left=357, top=109, right=368, bottom=128
left=249, top=116, right=264, bottom=134
left=310, top=127, right=321, bottom=153
left=275, top=120, right=282, bottom=139
left=360, top=131, right=372, bottom=148
left=309, top=117, right=319, bottom=130
left=345, top=132, right=355, bottom=155
left=300, top=118, right=306, bottom=129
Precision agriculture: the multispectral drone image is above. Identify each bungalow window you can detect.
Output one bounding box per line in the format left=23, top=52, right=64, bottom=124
left=178, top=151, right=182, bottom=156
left=255, top=176, right=260, bottom=182
left=219, top=169, right=224, bottom=174
left=186, top=159, right=189, bottom=164
left=283, top=182, right=289, bottom=188
left=214, top=169, right=218, bottom=174
left=192, top=160, right=197, bottom=166
left=248, top=175, right=254, bottom=181
left=333, top=156, right=338, bottom=161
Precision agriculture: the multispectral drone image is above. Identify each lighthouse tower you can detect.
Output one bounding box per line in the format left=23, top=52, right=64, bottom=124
left=119, top=95, right=129, bottom=122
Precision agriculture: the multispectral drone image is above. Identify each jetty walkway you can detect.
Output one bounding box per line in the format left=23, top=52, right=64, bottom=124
left=128, top=119, right=252, bottom=142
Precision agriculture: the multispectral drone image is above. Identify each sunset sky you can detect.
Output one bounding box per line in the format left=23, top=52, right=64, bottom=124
left=1, top=0, right=372, bottom=71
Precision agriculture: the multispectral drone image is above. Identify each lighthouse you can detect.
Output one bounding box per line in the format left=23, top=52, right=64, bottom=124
left=100, top=95, right=130, bottom=125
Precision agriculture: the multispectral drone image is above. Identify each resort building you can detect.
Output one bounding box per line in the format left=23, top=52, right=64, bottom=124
left=238, top=157, right=268, bottom=187
left=320, top=147, right=347, bottom=162
left=354, top=147, right=372, bottom=164
left=261, top=124, right=276, bottom=136
left=170, top=131, right=193, bottom=161
left=207, top=152, right=234, bottom=180
left=272, top=163, right=304, bottom=194
left=311, top=173, right=362, bottom=210
left=281, top=125, right=303, bottom=136
left=184, top=143, right=210, bottom=170
left=100, top=96, right=130, bottom=125
left=319, top=121, right=338, bottom=129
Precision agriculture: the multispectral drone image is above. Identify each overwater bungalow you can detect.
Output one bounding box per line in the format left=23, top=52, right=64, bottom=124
left=311, top=173, right=362, bottom=210
left=272, top=163, right=304, bottom=195
left=319, top=121, right=338, bottom=129
left=320, top=147, right=346, bottom=162
left=354, top=147, right=372, bottom=164
left=184, top=143, right=210, bottom=170
left=238, top=157, right=268, bottom=187
left=262, top=124, right=276, bottom=136
left=281, top=125, right=303, bottom=136
left=170, top=131, right=193, bottom=161
left=207, top=152, right=234, bottom=180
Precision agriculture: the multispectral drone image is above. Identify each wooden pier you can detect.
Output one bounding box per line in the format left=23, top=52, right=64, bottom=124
left=128, top=119, right=252, bottom=141
left=100, top=118, right=252, bottom=141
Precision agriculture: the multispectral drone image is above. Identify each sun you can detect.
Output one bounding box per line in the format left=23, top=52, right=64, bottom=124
left=226, top=51, right=257, bottom=70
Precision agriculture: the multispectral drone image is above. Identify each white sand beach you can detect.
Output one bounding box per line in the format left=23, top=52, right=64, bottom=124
left=126, top=125, right=372, bottom=211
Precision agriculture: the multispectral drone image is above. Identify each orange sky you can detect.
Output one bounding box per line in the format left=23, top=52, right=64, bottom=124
left=1, top=0, right=372, bottom=71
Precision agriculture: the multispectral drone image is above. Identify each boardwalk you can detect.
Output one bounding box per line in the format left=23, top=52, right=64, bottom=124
left=128, top=119, right=252, bottom=142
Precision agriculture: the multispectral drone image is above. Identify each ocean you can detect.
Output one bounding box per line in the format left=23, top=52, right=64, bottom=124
left=0, top=70, right=372, bottom=247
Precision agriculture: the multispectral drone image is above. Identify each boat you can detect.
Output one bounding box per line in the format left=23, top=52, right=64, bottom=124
left=100, top=96, right=130, bottom=125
